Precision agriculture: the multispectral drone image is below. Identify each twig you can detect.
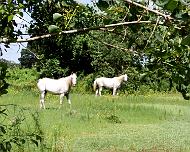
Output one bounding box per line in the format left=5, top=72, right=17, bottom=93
left=0, top=20, right=152, bottom=43
left=19, top=43, right=44, bottom=66
left=144, top=16, right=160, bottom=49
left=15, top=14, right=31, bottom=25
left=90, top=34, right=137, bottom=54
left=124, top=0, right=173, bottom=20
left=121, top=28, right=127, bottom=43
left=19, top=43, right=41, bottom=60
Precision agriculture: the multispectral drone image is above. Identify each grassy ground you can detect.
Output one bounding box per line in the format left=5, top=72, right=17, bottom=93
left=1, top=91, right=190, bottom=152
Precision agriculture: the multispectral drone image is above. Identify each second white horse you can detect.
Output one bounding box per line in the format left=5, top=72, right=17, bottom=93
left=93, top=74, right=128, bottom=96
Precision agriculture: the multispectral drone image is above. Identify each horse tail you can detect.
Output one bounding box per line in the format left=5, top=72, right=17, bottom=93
left=93, top=80, right=97, bottom=91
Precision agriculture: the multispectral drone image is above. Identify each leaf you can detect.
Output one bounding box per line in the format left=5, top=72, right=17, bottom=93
left=6, top=142, right=12, bottom=151
left=69, top=22, right=75, bottom=28
left=19, top=12, right=23, bottom=17
left=48, top=25, right=59, bottom=33
left=155, top=33, right=163, bottom=42
left=62, top=1, right=69, bottom=7
left=96, top=0, right=109, bottom=11
left=0, top=108, right=6, bottom=114
left=0, top=143, right=6, bottom=152
left=18, top=3, right=24, bottom=8
left=30, top=139, right=38, bottom=147
left=165, top=0, right=178, bottom=12
left=53, top=13, right=62, bottom=21
left=155, top=0, right=170, bottom=7
left=8, top=14, right=14, bottom=22
left=140, top=73, right=147, bottom=81
left=36, top=134, right=42, bottom=142
left=0, top=125, right=6, bottom=134
left=20, top=139, right=25, bottom=144
left=181, top=34, right=190, bottom=46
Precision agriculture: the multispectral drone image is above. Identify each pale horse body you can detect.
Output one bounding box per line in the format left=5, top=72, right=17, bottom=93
left=93, top=74, right=128, bottom=96
left=37, top=73, right=77, bottom=109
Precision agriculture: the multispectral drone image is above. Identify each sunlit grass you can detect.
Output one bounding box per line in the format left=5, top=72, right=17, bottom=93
left=1, top=91, right=190, bottom=151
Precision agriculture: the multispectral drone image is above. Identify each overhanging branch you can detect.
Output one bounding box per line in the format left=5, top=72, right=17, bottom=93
left=124, top=0, right=173, bottom=20
left=0, top=20, right=151, bottom=43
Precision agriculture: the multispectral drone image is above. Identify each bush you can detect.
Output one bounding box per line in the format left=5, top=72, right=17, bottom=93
left=74, top=73, right=95, bottom=94
left=6, top=67, right=39, bottom=93
left=0, top=105, right=43, bottom=152
left=0, top=61, right=8, bottom=96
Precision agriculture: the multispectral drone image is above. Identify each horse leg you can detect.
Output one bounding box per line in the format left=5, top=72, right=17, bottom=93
left=113, top=87, right=117, bottom=96
left=95, top=88, right=99, bottom=96
left=65, top=93, right=71, bottom=105
left=40, top=91, right=46, bottom=109
left=60, top=93, right=65, bottom=105
left=99, top=86, right=102, bottom=96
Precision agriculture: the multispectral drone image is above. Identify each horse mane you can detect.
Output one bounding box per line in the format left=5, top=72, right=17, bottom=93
left=114, top=75, right=126, bottom=82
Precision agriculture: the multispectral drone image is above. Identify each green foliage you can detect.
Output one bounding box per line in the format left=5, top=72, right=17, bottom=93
left=144, top=0, right=190, bottom=99
left=6, top=67, right=174, bottom=95
left=0, top=61, right=8, bottom=96
left=0, top=105, right=43, bottom=152
left=38, top=58, right=68, bottom=78
left=26, top=1, right=100, bottom=77
left=74, top=73, right=95, bottom=93
left=53, top=13, right=63, bottom=21
left=6, top=67, right=39, bottom=92
left=18, top=49, right=37, bottom=68
left=0, top=1, right=22, bottom=41
left=48, top=25, right=59, bottom=33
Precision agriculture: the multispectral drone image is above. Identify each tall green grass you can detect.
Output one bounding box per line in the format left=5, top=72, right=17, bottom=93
left=1, top=91, right=190, bottom=151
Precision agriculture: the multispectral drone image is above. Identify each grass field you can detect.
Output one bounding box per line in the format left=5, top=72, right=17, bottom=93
left=1, top=91, right=190, bottom=152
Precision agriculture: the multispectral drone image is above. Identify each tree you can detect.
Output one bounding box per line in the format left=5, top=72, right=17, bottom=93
left=18, top=49, right=37, bottom=68
left=92, top=0, right=190, bottom=97
left=26, top=1, right=102, bottom=77
left=0, top=60, right=8, bottom=96
left=0, top=0, right=26, bottom=96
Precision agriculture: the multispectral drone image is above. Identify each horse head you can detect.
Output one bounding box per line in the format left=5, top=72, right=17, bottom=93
left=123, top=74, right=128, bottom=81
left=71, top=72, right=77, bottom=86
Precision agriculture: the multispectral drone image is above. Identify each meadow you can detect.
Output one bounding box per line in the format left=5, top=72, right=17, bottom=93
left=1, top=88, right=190, bottom=151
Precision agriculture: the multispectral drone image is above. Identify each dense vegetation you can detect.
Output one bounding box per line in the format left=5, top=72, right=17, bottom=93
left=1, top=0, right=190, bottom=98
left=1, top=68, right=190, bottom=151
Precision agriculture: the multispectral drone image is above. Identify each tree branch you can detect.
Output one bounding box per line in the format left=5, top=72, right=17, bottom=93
left=15, top=14, right=31, bottom=25
left=144, top=16, right=160, bottom=49
left=0, top=20, right=151, bottom=43
left=19, top=43, right=40, bottom=60
left=90, top=34, right=137, bottom=54
left=124, top=0, right=173, bottom=20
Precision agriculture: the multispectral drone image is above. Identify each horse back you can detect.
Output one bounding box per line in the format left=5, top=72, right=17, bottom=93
left=96, top=77, right=115, bottom=88
left=37, top=78, right=69, bottom=94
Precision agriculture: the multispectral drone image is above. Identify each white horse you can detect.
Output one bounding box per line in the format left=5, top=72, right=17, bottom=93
left=37, top=73, right=77, bottom=109
left=93, top=74, right=128, bottom=96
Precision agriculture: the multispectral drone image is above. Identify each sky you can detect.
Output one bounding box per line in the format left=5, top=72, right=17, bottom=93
left=0, top=12, right=32, bottom=63
left=0, top=0, right=92, bottom=63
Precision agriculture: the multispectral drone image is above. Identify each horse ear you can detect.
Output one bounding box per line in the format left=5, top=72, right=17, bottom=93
left=72, top=71, right=77, bottom=74
left=71, top=72, right=77, bottom=75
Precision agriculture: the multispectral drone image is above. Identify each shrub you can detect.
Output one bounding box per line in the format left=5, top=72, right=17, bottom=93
left=0, top=105, right=43, bottom=152
left=0, top=61, right=8, bottom=96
